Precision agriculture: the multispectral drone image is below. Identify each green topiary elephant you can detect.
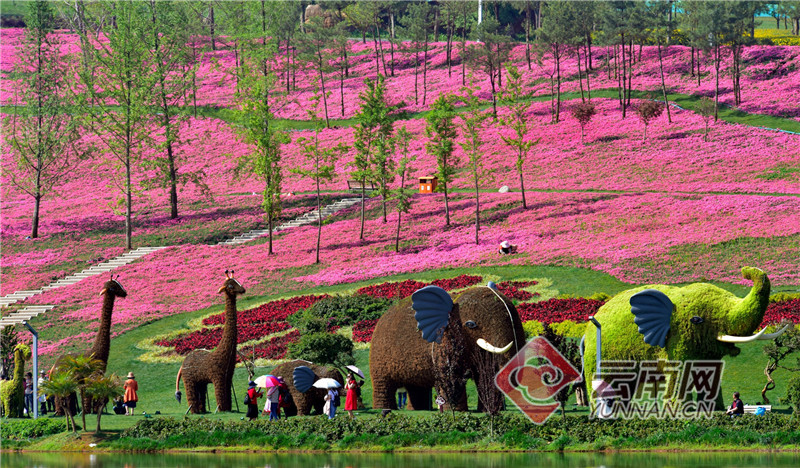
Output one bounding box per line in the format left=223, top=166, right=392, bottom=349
left=1, top=343, right=32, bottom=418
left=583, top=267, right=788, bottom=408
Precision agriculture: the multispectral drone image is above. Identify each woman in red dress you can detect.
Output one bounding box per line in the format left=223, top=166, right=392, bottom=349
left=344, top=373, right=359, bottom=418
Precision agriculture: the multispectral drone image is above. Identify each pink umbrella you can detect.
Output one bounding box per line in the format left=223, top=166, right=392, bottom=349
left=254, top=375, right=281, bottom=388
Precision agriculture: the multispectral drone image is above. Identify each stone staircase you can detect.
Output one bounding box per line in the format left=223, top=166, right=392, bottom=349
left=218, top=197, right=362, bottom=246
left=0, top=305, right=56, bottom=330
left=0, top=196, right=365, bottom=315
left=0, top=246, right=168, bottom=309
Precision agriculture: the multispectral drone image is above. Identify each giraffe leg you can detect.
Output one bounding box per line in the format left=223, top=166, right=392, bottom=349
left=212, top=375, right=233, bottom=412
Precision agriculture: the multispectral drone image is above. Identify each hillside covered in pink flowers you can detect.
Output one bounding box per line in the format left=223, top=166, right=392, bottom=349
left=2, top=24, right=799, bottom=358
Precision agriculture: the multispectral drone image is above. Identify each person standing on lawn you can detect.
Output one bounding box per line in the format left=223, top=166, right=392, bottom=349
left=345, top=373, right=359, bottom=418
left=123, top=372, right=138, bottom=416
left=246, top=381, right=262, bottom=421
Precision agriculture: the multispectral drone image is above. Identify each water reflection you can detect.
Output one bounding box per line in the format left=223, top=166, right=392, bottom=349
left=2, top=451, right=799, bottom=468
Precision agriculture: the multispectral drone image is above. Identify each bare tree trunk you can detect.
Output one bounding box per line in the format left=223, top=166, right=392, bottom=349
left=315, top=179, right=322, bottom=263
left=762, top=362, right=776, bottom=404
left=209, top=5, right=216, bottom=51
left=576, top=45, right=585, bottom=102
left=474, top=176, right=480, bottom=244
left=657, top=39, right=672, bottom=123
left=525, top=1, right=532, bottom=70
left=714, top=43, right=720, bottom=121
left=423, top=30, right=429, bottom=105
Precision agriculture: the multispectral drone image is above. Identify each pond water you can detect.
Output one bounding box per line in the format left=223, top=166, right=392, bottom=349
left=3, top=451, right=800, bottom=468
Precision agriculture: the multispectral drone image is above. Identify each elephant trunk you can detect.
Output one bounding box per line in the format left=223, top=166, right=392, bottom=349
left=726, top=267, right=770, bottom=336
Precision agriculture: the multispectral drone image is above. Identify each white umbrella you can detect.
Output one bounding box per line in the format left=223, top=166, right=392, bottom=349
left=312, top=378, right=342, bottom=389
left=345, top=365, right=365, bottom=379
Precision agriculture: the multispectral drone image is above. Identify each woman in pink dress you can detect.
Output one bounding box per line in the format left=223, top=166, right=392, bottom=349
left=344, top=373, right=359, bottom=418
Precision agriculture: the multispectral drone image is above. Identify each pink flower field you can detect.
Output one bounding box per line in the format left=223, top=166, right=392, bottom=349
left=2, top=26, right=799, bottom=361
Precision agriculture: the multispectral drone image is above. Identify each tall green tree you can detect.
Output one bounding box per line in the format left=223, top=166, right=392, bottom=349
left=391, top=126, right=415, bottom=252
left=299, top=16, right=335, bottom=128
left=331, top=21, right=351, bottom=118
left=143, top=0, right=206, bottom=219
left=647, top=0, right=673, bottom=123
left=352, top=75, right=400, bottom=238
left=293, top=103, right=349, bottom=264
left=499, top=65, right=540, bottom=210
left=236, top=78, right=288, bottom=256
left=76, top=1, right=155, bottom=250
left=403, top=1, right=433, bottom=105
left=538, top=1, right=576, bottom=122
left=695, top=1, right=732, bottom=120
left=465, top=16, right=513, bottom=118
left=425, top=94, right=459, bottom=227
left=269, top=1, right=301, bottom=94
left=600, top=1, right=635, bottom=118
left=2, top=0, right=82, bottom=239
left=458, top=86, right=490, bottom=245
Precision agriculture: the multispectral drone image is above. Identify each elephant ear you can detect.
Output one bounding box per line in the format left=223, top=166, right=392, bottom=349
left=293, top=366, right=316, bottom=393
left=630, top=289, right=674, bottom=348
left=411, top=285, right=454, bottom=344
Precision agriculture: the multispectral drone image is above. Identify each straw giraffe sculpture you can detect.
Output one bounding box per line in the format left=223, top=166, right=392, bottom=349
left=53, top=276, right=127, bottom=416
left=176, top=270, right=244, bottom=413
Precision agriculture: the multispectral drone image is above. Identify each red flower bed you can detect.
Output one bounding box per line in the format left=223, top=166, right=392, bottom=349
left=352, top=319, right=378, bottom=343
left=157, top=295, right=329, bottom=355
left=202, top=294, right=330, bottom=326
left=356, top=275, right=484, bottom=299
left=431, top=275, right=483, bottom=290
left=760, top=299, right=800, bottom=327
left=156, top=321, right=292, bottom=355
left=243, top=330, right=301, bottom=361
left=356, top=280, right=432, bottom=299
left=496, top=281, right=539, bottom=301
left=517, top=298, right=605, bottom=324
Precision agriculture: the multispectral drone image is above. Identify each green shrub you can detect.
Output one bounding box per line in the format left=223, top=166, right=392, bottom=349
left=0, top=418, right=69, bottom=441
left=288, top=295, right=392, bottom=332
left=588, top=292, right=611, bottom=302
left=522, top=320, right=544, bottom=338
left=786, top=375, right=800, bottom=414
left=118, top=412, right=800, bottom=451
left=287, top=332, right=354, bottom=366
left=770, top=292, right=800, bottom=303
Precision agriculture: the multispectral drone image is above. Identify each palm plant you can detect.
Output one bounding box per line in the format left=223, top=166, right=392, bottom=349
left=40, top=371, right=79, bottom=432
left=83, top=373, right=123, bottom=433
left=58, top=354, right=103, bottom=431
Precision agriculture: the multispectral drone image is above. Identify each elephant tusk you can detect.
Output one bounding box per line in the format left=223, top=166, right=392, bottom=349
left=758, top=324, right=791, bottom=340
left=717, top=327, right=770, bottom=343
left=476, top=339, right=513, bottom=354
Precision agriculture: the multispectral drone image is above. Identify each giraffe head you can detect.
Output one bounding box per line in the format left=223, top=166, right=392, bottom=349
left=218, top=270, right=246, bottom=297
left=100, top=275, right=127, bottom=298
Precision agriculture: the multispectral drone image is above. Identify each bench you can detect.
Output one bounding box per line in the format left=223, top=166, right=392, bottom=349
left=347, top=180, right=376, bottom=192
left=743, top=405, right=772, bottom=414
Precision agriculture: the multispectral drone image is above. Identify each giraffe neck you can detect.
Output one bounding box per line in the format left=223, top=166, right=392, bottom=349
left=213, top=293, right=237, bottom=359
left=12, top=350, right=25, bottom=383
left=89, top=292, right=115, bottom=369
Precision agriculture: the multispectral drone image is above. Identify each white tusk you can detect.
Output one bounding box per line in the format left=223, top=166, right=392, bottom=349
left=758, top=324, right=791, bottom=340
left=717, top=327, right=769, bottom=343
left=476, top=339, right=513, bottom=354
